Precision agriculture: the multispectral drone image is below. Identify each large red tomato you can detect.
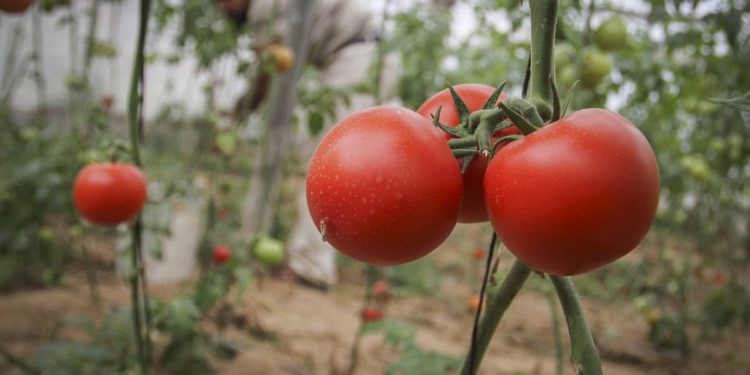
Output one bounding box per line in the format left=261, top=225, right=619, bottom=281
left=417, top=84, right=518, bottom=223
left=73, top=163, right=148, bottom=226
left=484, top=108, right=659, bottom=275
left=0, top=0, right=35, bottom=13
left=306, top=106, right=462, bottom=265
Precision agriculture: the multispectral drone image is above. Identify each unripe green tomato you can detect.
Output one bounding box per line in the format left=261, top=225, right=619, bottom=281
left=580, top=49, right=612, bottom=89
left=594, top=17, right=628, bottom=51
left=557, top=65, right=578, bottom=89
left=708, top=137, right=726, bottom=153
left=554, top=44, right=575, bottom=73
left=253, top=237, right=285, bottom=266
left=727, top=133, right=743, bottom=161
left=680, top=155, right=711, bottom=182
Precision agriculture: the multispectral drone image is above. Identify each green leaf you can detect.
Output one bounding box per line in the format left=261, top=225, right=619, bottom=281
left=233, top=267, right=254, bottom=305
left=215, top=131, right=237, bottom=155
left=708, top=91, right=750, bottom=112
left=307, top=111, right=324, bottom=136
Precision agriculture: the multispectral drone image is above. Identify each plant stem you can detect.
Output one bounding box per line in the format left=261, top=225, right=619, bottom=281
left=31, top=3, right=48, bottom=122
left=128, top=233, right=147, bottom=375
left=346, top=266, right=378, bottom=375
left=549, top=276, right=603, bottom=375
left=528, top=0, right=559, bottom=121
left=546, top=286, right=564, bottom=375
left=458, top=260, right=532, bottom=374
left=83, top=0, right=100, bottom=83
left=80, top=244, right=101, bottom=312
left=465, top=232, right=498, bottom=375
left=0, top=343, right=40, bottom=375
left=127, top=0, right=152, bottom=373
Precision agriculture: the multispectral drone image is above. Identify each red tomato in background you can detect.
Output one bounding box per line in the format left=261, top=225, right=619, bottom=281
left=306, top=106, right=462, bottom=266
left=362, top=308, right=384, bottom=322
left=212, top=245, right=231, bottom=264
left=73, top=163, right=147, bottom=226
left=0, top=0, right=35, bottom=13
left=484, top=108, right=659, bottom=276
left=417, top=84, right=519, bottom=223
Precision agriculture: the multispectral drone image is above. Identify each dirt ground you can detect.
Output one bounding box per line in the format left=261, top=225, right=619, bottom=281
left=1, top=232, right=748, bottom=375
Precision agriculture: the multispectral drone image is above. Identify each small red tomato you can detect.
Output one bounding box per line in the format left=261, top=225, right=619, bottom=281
left=362, top=307, right=384, bottom=322
left=418, top=84, right=519, bottom=223
left=212, top=245, right=231, bottom=264
left=306, top=106, right=462, bottom=265
left=0, top=0, right=35, bottom=14
left=372, top=280, right=391, bottom=300
left=485, top=108, right=659, bottom=276
left=73, top=163, right=147, bottom=226
left=472, top=247, right=486, bottom=260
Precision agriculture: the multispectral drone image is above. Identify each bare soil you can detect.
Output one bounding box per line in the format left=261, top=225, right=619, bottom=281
left=1, top=231, right=747, bottom=375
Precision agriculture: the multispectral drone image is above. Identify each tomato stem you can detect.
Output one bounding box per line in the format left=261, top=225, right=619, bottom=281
left=528, top=0, right=559, bottom=121
left=549, top=276, right=604, bottom=375
left=126, top=0, right=153, bottom=373
left=459, top=259, right=532, bottom=374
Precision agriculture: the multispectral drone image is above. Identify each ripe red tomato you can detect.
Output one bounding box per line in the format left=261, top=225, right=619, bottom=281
left=212, top=244, right=231, bottom=264
left=73, top=163, right=147, bottom=226
left=417, top=84, right=518, bottom=223
left=0, top=0, right=35, bottom=13
left=472, top=247, right=486, bottom=260
left=484, top=108, right=659, bottom=276
left=306, top=106, right=462, bottom=265
left=362, top=307, right=384, bottom=322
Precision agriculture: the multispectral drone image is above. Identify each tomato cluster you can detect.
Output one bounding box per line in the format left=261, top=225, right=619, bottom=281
left=305, top=83, right=659, bottom=276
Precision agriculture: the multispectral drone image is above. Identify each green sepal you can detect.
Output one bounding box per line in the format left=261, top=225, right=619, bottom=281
left=493, top=121, right=514, bottom=133
left=562, top=80, right=580, bottom=118
left=475, top=118, right=495, bottom=156
left=432, top=106, right=470, bottom=138
left=490, top=134, right=524, bottom=158
left=448, top=83, right=471, bottom=126
left=551, top=75, right=561, bottom=122
left=505, top=97, right=545, bottom=128
left=448, top=135, right=478, bottom=150
left=453, top=148, right=478, bottom=160
left=482, top=81, right=508, bottom=109
left=498, top=100, right=539, bottom=135
left=461, top=153, right=477, bottom=174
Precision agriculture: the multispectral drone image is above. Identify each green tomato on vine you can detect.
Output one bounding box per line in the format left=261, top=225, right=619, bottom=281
left=594, top=17, right=628, bottom=51
left=580, top=48, right=612, bottom=89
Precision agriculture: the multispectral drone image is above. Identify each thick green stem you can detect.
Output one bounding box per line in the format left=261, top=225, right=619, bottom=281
left=546, top=287, right=564, bottom=375
left=128, top=234, right=147, bottom=375
left=83, top=0, right=100, bottom=82
left=528, top=0, right=559, bottom=121
left=549, top=276, right=603, bottom=375
left=0, top=343, right=40, bottom=375
left=459, top=260, right=532, bottom=375
left=127, top=0, right=152, bottom=373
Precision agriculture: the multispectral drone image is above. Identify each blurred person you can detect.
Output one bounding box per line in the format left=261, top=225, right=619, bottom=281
left=213, top=0, right=398, bottom=288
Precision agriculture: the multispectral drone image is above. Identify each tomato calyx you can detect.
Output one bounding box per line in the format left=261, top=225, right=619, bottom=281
left=431, top=83, right=553, bottom=168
